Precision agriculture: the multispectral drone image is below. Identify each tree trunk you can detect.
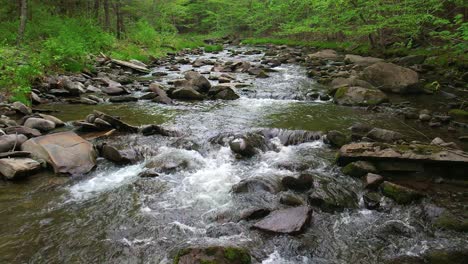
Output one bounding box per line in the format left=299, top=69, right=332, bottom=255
left=104, top=0, right=110, bottom=31
left=17, top=0, right=27, bottom=46
left=94, top=0, right=100, bottom=21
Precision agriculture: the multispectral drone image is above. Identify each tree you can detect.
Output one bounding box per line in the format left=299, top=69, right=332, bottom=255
left=17, top=0, right=27, bottom=46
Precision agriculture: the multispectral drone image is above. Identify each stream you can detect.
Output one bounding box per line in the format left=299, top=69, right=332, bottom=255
left=1, top=46, right=467, bottom=263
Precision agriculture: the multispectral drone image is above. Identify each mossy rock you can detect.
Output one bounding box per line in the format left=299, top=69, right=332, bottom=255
left=424, top=249, right=468, bottom=264
left=326, top=130, right=350, bottom=148
left=333, top=86, right=388, bottom=106
left=448, top=109, right=468, bottom=120
left=434, top=211, right=468, bottom=232
left=342, top=161, right=377, bottom=177
left=381, top=181, right=423, bottom=205
left=174, top=246, right=251, bottom=264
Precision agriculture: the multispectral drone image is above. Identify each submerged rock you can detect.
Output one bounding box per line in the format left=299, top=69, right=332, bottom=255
left=21, top=131, right=97, bottom=175
left=342, top=161, right=378, bottom=178
left=229, top=133, right=269, bottom=157
left=0, top=158, right=41, bottom=180
left=381, top=181, right=423, bottom=204
left=308, top=178, right=359, bottom=212
left=253, top=206, right=312, bottom=234
left=262, top=128, right=322, bottom=146
left=231, top=176, right=282, bottom=194
left=334, top=86, right=388, bottom=106
left=174, top=246, right=251, bottom=264
left=326, top=130, right=350, bottom=147
left=281, top=173, right=314, bottom=191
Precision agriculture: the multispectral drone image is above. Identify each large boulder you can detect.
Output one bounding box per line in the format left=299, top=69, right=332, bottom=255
left=308, top=49, right=339, bottom=60
left=0, top=134, right=28, bottom=152
left=174, top=246, right=251, bottom=264
left=330, top=76, right=375, bottom=90
left=21, top=131, right=97, bottom=175
left=184, top=71, right=211, bottom=92
left=334, top=86, right=388, bottom=106
left=362, top=62, right=420, bottom=93
left=344, top=54, right=384, bottom=67
left=253, top=206, right=312, bottom=234
left=366, top=128, right=404, bottom=143
left=24, top=117, right=56, bottom=132
left=0, top=158, right=41, bottom=180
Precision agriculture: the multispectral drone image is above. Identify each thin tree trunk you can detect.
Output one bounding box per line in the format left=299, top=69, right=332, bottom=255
left=17, top=0, right=27, bottom=46
left=104, top=0, right=110, bottom=31
left=94, top=0, right=100, bottom=21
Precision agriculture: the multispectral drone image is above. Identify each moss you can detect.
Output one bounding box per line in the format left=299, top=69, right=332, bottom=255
left=200, top=260, right=217, bottom=264
left=449, top=109, right=468, bottom=120
left=334, top=87, right=348, bottom=99
left=434, top=211, right=468, bottom=232
left=381, top=181, right=423, bottom=205
left=425, top=249, right=468, bottom=264
left=173, top=248, right=191, bottom=264
left=223, top=247, right=251, bottom=264
left=342, top=161, right=376, bottom=178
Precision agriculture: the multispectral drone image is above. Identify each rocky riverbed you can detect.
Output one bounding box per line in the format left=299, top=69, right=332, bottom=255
left=0, top=44, right=467, bottom=263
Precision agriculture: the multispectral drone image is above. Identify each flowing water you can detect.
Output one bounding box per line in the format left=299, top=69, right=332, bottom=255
left=1, top=47, right=467, bottom=263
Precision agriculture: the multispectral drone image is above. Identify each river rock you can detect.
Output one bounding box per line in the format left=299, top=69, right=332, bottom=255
left=363, top=192, right=382, bottom=210
left=281, top=173, right=314, bottom=191
left=209, top=85, right=240, bottom=100
left=39, top=114, right=65, bottom=127
left=0, top=158, right=41, bottom=180
left=61, top=77, right=85, bottom=95
left=21, top=131, right=97, bottom=175
left=366, top=128, right=404, bottom=143
left=381, top=181, right=423, bottom=204
left=344, top=54, right=384, bottom=67
left=397, top=55, right=427, bottom=66
left=93, top=111, right=139, bottom=133
left=334, top=86, right=388, bottom=106
left=101, top=145, right=139, bottom=164
left=308, top=178, right=359, bottom=212
left=0, top=134, right=28, bottom=152
left=330, top=76, right=375, bottom=91
left=4, top=126, right=41, bottom=138
left=364, top=173, right=384, bottom=189
left=11, top=101, right=32, bottom=115
left=109, top=95, right=138, bottom=103
left=231, top=176, right=282, bottom=194
left=149, top=83, right=172, bottom=104
left=24, top=117, right=56, bottom=132
left=362, top=62, right=420, bottom=93
left=171, top=87, right=205, bottom=100
left=229, top=133, right=268, bottom=157
left=308, top=49, right=339, bottom=60
left=342, top=161, right=378, bottom=177
left=174, top=246, right=251, bottom=264
left=185, top=71, right=211, bottom=91
left=253, top=206, right=312, bottom=234
left=326, top=130, right=350, bottom=147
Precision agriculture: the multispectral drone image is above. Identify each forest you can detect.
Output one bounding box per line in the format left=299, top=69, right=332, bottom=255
left=0, top=0, right=466, bottom=102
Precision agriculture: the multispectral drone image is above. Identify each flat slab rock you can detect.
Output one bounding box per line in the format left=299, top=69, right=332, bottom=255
left=253, top=206, right=312, bottom=234
left=21, top=131, right=97, bottom=175
left=0, top=158, right=41, bottom=180
left=337, top=142, right=468, bottom=165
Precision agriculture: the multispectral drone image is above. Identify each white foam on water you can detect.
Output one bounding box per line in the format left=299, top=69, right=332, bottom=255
left=262, top=251, right=310, bottom=264
left=68, top=163, right=145, bottom=201
left=173, top=147, right=239, bottom=208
